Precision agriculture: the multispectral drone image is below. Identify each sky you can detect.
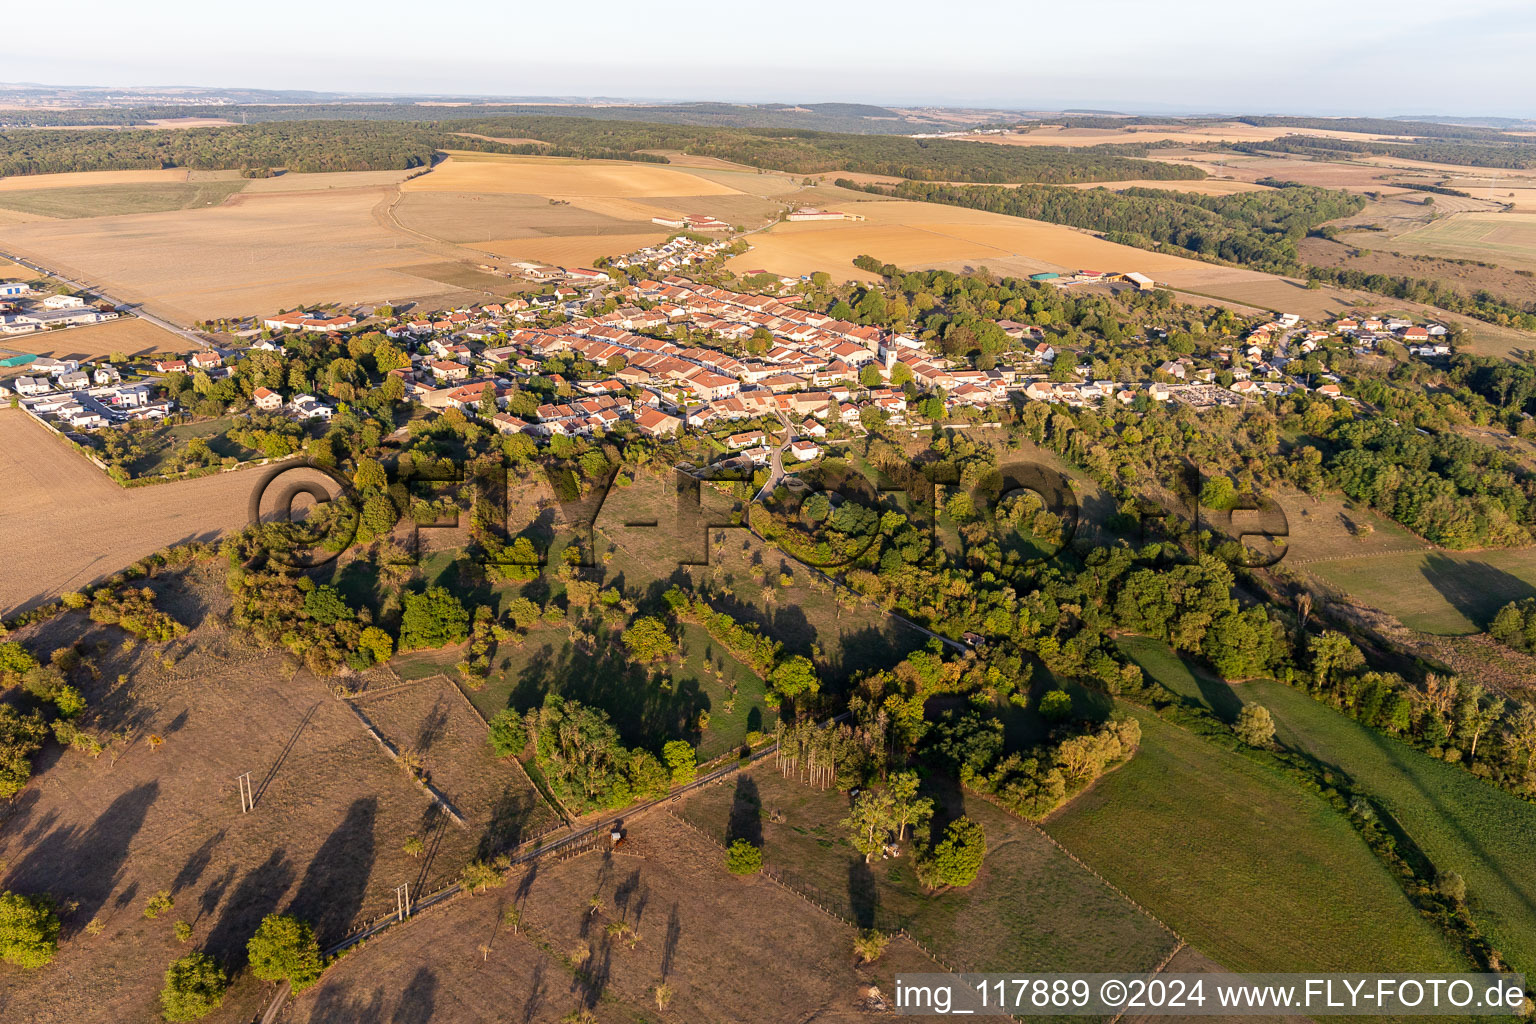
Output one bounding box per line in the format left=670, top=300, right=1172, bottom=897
left=9, top=0, right=1536, bottom=117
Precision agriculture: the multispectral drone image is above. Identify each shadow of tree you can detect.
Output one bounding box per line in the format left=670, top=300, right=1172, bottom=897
left=4, top=781, right=159, bottom=932
left=509, top=629, right=709, bottom=750
left=727, top=774, right=762, bottom=847
left=305, top=979, right=386, bottom=1023
left=204, top=848, right=294, bottom=963
left=848, top=856, right=877, bottom=930
left=288, top=797, right=377, bottom=947
left=660, top=903, right=681, bottom=981
left=1420, top=554, right=1536, bottom=631
left=391, top=967, right=438, bottom=1024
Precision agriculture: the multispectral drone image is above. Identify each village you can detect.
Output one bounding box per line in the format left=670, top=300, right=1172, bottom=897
left=0, top=231, right=1455, bottom=475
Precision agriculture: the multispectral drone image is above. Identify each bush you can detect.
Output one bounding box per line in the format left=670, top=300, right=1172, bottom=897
left=1234, top=704, right=1276, bottom=747
left=487, top=709, right=528, bottom=757
left=144, top=890, right=174, bottom=919
left=1435, top=870, right=1467, bottom=904
left=662, top=740, right=697, bottom=785
left=160, top=952, right=228, bottom=1021
left=915, top=817, right=987, bottom=890
left=853, top=928, right=889, bottom=964
left=724, top=839, right=762, bottom=875
left=621, top=616, right=675, bottom=662
left=0, top=891, right=59, bottom=968
left=399, top=586, right=469, bottom=650
left=1037, top=689, right=1073, bottom=722
left=357, top=626, right=393, bottom=664
left=459, top=858, right=508, bottom=894
left=246, top=913, right=323, bottom=992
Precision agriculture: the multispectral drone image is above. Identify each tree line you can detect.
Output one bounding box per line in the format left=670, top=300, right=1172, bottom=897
left=443, top=115, right=1208, bottom=184
left=1225, top=135, right=1536, bottom=170
left=0, top=114, right=1210, bottom=184
left=1303, top=265, right=1536, bottom=333
left=0, top=121, right=666, bottom=178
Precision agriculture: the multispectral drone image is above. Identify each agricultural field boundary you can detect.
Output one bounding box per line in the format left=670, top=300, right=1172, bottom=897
left=341, top=697, right=469, bottom=828
left=434, top=668, right=576, bottom=827
left=258, top=734, right=790, bottom=1023
left=665, top=801, right=966, bottom=974
left=1288, top=544, right=1453, bottom=568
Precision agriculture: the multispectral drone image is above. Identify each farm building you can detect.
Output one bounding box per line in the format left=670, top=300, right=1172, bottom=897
left=786, top=209, right=863, bottom=222
left=0, top=283, right=27, bottom=297
left=262, top=311, right=359, bottom=333
left=14, top=308, right=106, bottom=327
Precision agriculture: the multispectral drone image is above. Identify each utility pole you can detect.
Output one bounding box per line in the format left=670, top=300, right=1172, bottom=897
left=395, top=884, right=411, bottom=922
left=237, top=772, right=254, bottom=813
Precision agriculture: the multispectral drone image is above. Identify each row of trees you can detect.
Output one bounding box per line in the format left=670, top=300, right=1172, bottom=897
left=1227, top=134, right=1536, bottom=170
left=840, top=178, right=1363, bottom=273
left=444, top=115, right=1208, bottom=184
left=0, top=111, right=1208, bottom=183
left=1305, top=266, right=1536, bottom=333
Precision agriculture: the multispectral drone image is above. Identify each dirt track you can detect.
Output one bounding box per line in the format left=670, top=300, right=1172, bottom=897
left=0, top=410, right=340, bottom=615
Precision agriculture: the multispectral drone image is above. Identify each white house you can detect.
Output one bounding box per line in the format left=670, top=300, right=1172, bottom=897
left=31, top=357, right=80, bottom=377
left=13, top=376, right=52, bottom=396
left=289, top=394, right=334, bottom=421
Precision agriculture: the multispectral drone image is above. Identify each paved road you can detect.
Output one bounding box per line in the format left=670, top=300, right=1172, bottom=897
left=0, top=248, right=210, bottom=349
left=754, top=408, right=795, bottom=501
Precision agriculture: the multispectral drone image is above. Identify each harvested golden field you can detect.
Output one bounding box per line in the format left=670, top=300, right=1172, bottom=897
left=1149, top=152, right=1408, bottom=191
left=22, top=316, right=186, bottom=359
left=476, top=232, right=671, bottom=266
left=1065, top=178, right=1273, bottom=195
left=390, top=153, right=788, bottom=266
left=449, top=132, right=548, bottom=146
left=0, top=168, right=192, bottom=191
left=1355, top=155, right=1536, bottom=180
left=663, top=164, right=804, bottom=197
left=1187, top=277, right=1372, bottom=319
left=391, top=191, right=660, bottom=243
left=973, top=123, right=1413, bottom=146
left=0, top=186, right=485, bottom=322
left=0, top=180, right=250, bottom=220
left=239, top=168, right=419, bottom=193
left=0, top=207, right=53, bottom=226
left=403, top=152, right=742, bottom=198
left=1442, top=184, right=1536, bottom=211
left=725, top=198, right=1274, bottom=288
left=0, top=410, right=345, bottom=615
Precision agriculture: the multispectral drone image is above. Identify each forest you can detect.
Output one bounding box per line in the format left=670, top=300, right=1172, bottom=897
left=0, top=122, right=454, bottom=176
left=442, top=115, right=1208, bottom=183
left=838, top=178, right=1362, bottom=272
left=0, top=114, right=1209, bottom=183
left=1232, top=116, right=1515, bottom=141
left=1225, top=134, right=1536, bottom=169
left=0, top=101, right=954, bottom=135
